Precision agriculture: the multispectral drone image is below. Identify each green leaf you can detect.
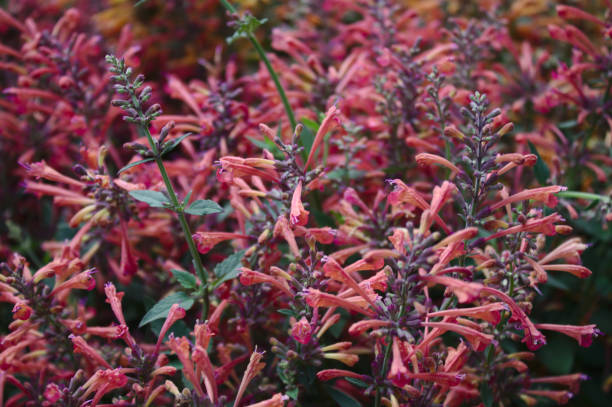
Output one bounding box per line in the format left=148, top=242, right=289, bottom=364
left=118, top=158, right=154, bottom=174
left=300, top=117, right=319, bottom=132
left=479, top=381, right=494, bottom=407
left=286, top=387, right=299, bottom=400
left=161, top=133, right=192, bottom=155
left=129, top=190, right=171, bottom=208
left=528, top=141, right=550, bottom=185
left=326, top=386, right=362, bottom=407
left=139, top=292, right=195, bottom=327
left=171, top=269, right=198, bottom=290
left=185, top=199, right=223, bottom=216
left=211, top=251, right=245, bottom=289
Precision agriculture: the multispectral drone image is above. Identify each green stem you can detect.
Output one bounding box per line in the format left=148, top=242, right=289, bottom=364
left=220, top=0, right=297, bottom=129
left=557, top=190, right=610, bottom=204
left=137, top=126, right=210, bottom=320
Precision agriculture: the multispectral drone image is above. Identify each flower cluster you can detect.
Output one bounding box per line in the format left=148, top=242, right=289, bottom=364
left=0, top=1, right=610, bottom=406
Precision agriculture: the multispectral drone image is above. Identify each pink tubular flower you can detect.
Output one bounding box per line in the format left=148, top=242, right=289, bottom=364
left=50, top=269, right=96, bottom=296
left=192, top=346, right=218, bottom=403
left=290, top=181, right=309, bottom=226
left=427, top=303, right=507, bottom=325
left=316, top=369, right=368, bottom=381
left=81, top=368, right=130, bottom=407
left=541, top=264, right=592, bottom=278
left=415, top=153, right=462, bottom=175
left=273, top=216, right=300, bottom=257
left=481, top=286, right=547, bottom=350
left=246, top=393, right=285, bottom=407
left=233, top=350, right=266, bottom=407
left=483, top=213, right=564, bottom=242
left=322, top=256, right=378, bottom=308
left=155, top=303, right=186, bottom=354
left=69, top=335, right=111, bottom=369
left=387, top=179, right=451, bottom=233
left=291, top=317, right=312, bottom=344
left=524, top=389, right=573, bottom=404
left=167, top=335, right=204, bottom=397
left=534, top=324, right=600, bottom=347
left=531, top=373, right=587, bottom=393
left=420, top=274, right=483, bottom=303
left=192, top=231, right=251, bottom=254
left=348, top=319, right=391, bottom=336
left=305, top=289, right=376, bottom=316
left=239, top=267, right=293, bottom=297
left=422, top=321, right=494, bottom=351
left=490, top=186, right=566, bottom=210
left=304, top=105, right=340, bottom=170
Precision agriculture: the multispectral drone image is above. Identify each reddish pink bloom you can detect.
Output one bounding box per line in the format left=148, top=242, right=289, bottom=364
left=43, top=383, right=62, bottom=404
left=316, top=369, right=368, bottom=381
left=524, top=389, right=573, bottom=404
left=69, top=335, right=111, bottom=369
left=234, top=350, right=266, bottom=407
left=422, top=321, right=494, bottom=351
left=420, top=274, right=483, bottom=303
left=416, top=153, right=462, bottom=175
left=531, top=373, right=587, bottom=393
left=427, top=303, right=507, bottom=325
left=490, top=186, right=566, bottom=210
left=11, top=302, right=32, bottom=320
left=246, top=393, right=285, bottom=407
left=305, top=289, right=376, bottom=316
left=304, top=105, right=340, bottom=170
left=291, top=317, right=312, bottom=344
left=290, top=181, right=309, bottom=226
left=273, top=216, right=300, bottom=257
left=155, top=303, right=186, bottom=354
left=535, top=324, right=600, bottom=347
left=348, top=319, right=391, bottom=336
left=50, top=269, right=96, bottom=296
left=239, top=267, right=293, bottom=297
left=192, top=231, right=251, bottom=254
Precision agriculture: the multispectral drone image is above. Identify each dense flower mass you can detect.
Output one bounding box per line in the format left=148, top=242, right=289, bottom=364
left=0, top=0, right=610, bottom=406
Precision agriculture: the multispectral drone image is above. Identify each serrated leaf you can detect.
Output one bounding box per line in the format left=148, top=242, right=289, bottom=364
left=185, top=199, right=223, bottom=216
left=211, top=251, right=245, bottom=289
left=171, top=269, right=198, bottom=290
left=326, top=386, right=362, bottom=407
left=129, top=190, right=171, bottom=208
left=528, top=142, right=550, bottom=185
left=118, top=158, right=154, bottom=174
left=161, top=133, right=192, bottom=155
left=139, top=292, right=195, bottom=327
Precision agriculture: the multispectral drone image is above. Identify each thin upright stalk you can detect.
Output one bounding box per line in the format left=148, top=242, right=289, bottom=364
left=220, top=0, right=297, bottom=129
left=137, top=125, right=210, bottom=320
